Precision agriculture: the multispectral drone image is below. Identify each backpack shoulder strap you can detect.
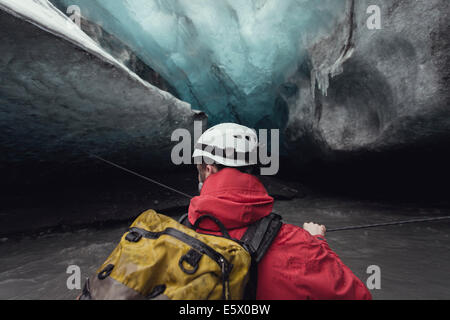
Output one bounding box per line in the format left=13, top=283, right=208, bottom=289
left=180, top=212, right=282, bottom=300
left=241, top=212, right=283, bottom=300
left=241, top=213, right=283, bottom=263
left=178, top=213, right=193, bottom=228
left=180, top=212, right=283, bottom=261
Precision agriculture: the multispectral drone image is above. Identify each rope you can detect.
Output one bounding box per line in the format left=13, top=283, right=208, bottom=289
left=327, top=216, right=450, bottom=232
left=90, top=154, right=194, bottom=199
left=89, top=154, right=450, bottom=233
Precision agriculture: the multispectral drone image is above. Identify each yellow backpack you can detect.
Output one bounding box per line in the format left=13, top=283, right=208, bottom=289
left=80, top=209, right=282, bottom=300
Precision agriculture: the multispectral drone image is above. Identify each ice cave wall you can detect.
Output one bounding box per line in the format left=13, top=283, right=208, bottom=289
left=49, top=0, right=349, bottom=129
left=49, top=0, right=449, bottom=162
left=0, top=0, right=449, bottom=235
left=1, top=0, right=449, bottom=185
left=0, top=0, right=206, bottom=186
left=284, top=0, right=450, bottom=164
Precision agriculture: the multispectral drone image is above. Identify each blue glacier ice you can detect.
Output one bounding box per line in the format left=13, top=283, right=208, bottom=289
left=0, top=0, right=206, bottom=177
left=50, top=0, right=348, bottom=129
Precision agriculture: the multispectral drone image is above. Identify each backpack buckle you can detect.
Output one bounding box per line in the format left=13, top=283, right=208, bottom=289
left=126, top=231, right=142, bottom=242
left=98, top=264, right=114, bottom=280
left=179, top=249, right=202, bottom=275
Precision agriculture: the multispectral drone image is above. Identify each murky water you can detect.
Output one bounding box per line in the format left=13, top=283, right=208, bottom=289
left=1, top=196, right=449, bottom=300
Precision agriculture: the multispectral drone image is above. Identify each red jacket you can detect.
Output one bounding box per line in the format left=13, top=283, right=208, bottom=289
left=188, top=168, right=372, bottom=300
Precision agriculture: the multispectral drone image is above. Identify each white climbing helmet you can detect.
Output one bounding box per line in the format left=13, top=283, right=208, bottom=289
left=193, top=123, right=258, bottom=167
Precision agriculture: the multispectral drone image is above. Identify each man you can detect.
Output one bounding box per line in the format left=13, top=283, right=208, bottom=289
left=188, top=123, right=372, bottom=300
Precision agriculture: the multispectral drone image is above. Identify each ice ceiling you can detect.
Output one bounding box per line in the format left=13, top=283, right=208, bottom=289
left=51, top=0, right=347, bottom=129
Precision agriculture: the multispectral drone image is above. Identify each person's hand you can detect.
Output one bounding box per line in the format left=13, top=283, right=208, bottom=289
left=303, top=222, right=326, bottom=237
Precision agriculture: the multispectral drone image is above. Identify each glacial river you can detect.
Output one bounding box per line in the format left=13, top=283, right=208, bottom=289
left=0, top=196, right=449, bottom=300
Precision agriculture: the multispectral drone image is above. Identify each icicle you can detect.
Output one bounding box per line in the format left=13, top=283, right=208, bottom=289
left=311, top=47, right=354, bottom=97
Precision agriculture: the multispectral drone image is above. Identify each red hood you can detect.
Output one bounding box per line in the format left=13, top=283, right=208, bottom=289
left=188, top=168, right=274, bottom=230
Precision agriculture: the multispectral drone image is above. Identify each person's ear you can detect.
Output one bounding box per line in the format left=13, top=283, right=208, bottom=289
left=206, top=164, right=219, bottom=177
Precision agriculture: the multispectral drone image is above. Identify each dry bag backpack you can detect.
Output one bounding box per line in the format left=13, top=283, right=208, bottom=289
left=80, top=209, right=282, bottom=300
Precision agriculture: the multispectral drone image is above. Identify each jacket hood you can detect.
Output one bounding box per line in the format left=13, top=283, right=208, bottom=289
left=188, top=168, right=274, bottom=230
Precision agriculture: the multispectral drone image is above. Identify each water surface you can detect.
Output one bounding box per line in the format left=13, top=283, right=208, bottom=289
left=0, top=197, right=449, bottom=300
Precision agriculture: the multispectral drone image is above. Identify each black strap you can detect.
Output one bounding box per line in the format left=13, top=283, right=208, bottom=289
left=179, top=213, right=193, bottom=228
left=241, top=213, right=282, bottom=263
left=180, top=212, right=282, bottom=262
left=128, top=225, right=233, bottom=300
left=241, top=213, right=283, bottom=300
left=180, top=213, right=232, bottom=239
left=193, top=214, right=231, bottom=239
left=179, top=212, right=282, bottom=300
